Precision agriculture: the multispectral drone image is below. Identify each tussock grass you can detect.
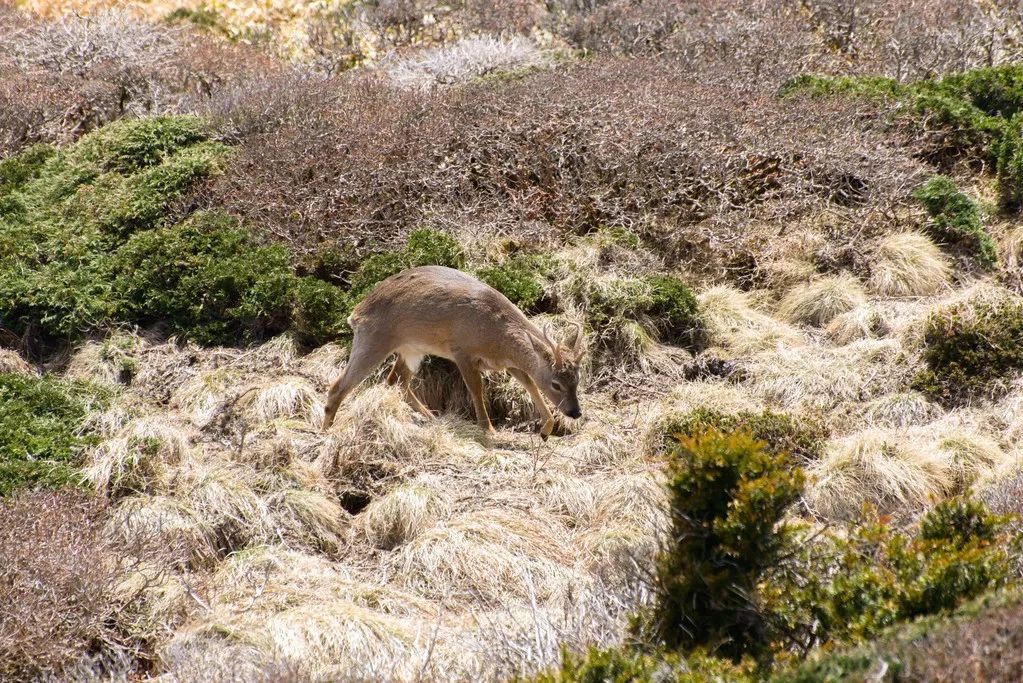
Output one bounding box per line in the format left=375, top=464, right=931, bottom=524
left=0, top=349, right=33, bottom=375
left=274, top=488, right=350, bottom=555
left=174, top=458, right=269, bottom=555
left=108, top=495, right=217, bottom=568
left=240, top=377, right=323, bottom=426
left=805, top=428, right=951, bottom=520
left=825, top=304, right=879, bottom=344
left=362, top=481, right=449, bottom=550
left=83, top=415, right=191, bottom=497
left=869, top=232, right=951, bottom=297
left=860, top=391, right=944, bottom=428
left=751, top=339, right=906, bottom=412
left=698, top=286, right=804, bottom=354
left=390, top=507, right=579, bottom=605
left=777, top=274, right=867, bottom=327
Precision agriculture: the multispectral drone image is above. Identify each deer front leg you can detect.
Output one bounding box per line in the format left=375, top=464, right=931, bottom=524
left=508, top=368, right=555, bottom=441
left=454, top=354, right=495, bottom=434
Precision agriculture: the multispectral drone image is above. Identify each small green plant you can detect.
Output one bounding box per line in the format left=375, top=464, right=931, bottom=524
left=912, top=176, right=997, bottom=268
left=645, top=429, right=804, bottom=661
left=0, top=374, right=109, bottom=496
left=911, top=298, right=1023, bottom=405
left=475, top=254, right=552, bottom=312
left=580, top=274, right=703, bottom=351
left=660, top=408, right=828, bottom=462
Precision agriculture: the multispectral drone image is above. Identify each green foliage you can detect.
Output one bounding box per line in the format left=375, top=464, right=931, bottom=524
left=646, top=429, right=805, bottom=661
left=0, top=116, right=350, bottom=346
left=794, top=499, right=1012, bottom=644
left=911, top=298, right=1023, bottom=406
left=475, top=254, right=552, bottom=312
left=580, top=273, right=703, bottom=349
left=0, top=374, right=109, bottom=496
left=912, top=176, right=997, bottom=268
left=291, top=277, right=352, bottom=345
left=348, top=229, right=466, bottom=299
left=526, top=646, right=754, bottom=683
left=109, top=212, right=297, bottom=345
left=782, top=65, right=1023, bottom=209
left=165, top=5, right=229, bottom=35
left=660, top=407, right=828, bottom=462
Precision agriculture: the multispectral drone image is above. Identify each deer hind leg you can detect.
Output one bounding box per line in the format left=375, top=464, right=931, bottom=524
left=323, top=331, right=393, bottom=429
left=508, top=368, right=556, bottom=441
left=454, top=354, right=494, bottom=434
left=390, top=354, right=432, bottom=418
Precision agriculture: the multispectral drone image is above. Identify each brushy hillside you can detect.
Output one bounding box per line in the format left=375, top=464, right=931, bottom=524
left=3, top=1, right=1023, bottom=681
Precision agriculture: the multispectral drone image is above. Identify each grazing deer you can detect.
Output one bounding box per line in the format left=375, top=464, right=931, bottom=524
left=322, top=266, right=584, bottom=438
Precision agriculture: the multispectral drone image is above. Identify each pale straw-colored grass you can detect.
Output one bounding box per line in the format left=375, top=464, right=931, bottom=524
left=389, top=507, right=580, bottom=605
left=868, top=232, right=950, bottom=297
left=777, top=274, right=867, bottom=327
left=83, top=415, right=191, bottom=497
left=0, top=348, right=34, bottom=375
left=698, top=285, right=805, bottom=354
left=805, top=428, right=952, bottom=520
left=825, top=304, right=879, bottom=344
left=362, top=480, right=450, bottom=550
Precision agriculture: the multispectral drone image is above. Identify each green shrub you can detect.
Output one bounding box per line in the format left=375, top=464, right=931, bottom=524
left=109, top=212, right=298, bottom=345
left=794, top=499, right=1012, bottom=643
left=912, top=176, right=997, bottom=268
left=0, top=374, right=109, bottom=496
left=911, top=298, right=1023, bottom=405
left=0, top=117, right=349, bottom=347
left=644, top=275, right=703, bottom=346
left=0, top=144, right=54, bottom=202
left=659, top=407, right=828, bottom=462
left=526, top=646, right=754, bottom=683
left=348, top=228, right=466, bottom=298
left=579, top=273, right=703, bottom=351
left=291, top=277, right=353, bottom=345
left=995, top=113, right=1023, bottom=209
left=645, top=429, right=804, bottom=661
left=475, top=254, right=552, bottom=312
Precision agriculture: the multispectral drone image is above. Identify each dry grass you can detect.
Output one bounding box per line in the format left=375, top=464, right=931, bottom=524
left=805, top=428, right=952, bottom=520
left=0, top=348, right=34, bottom=375
left=362, top=480, right=450, bottom=550
left=698, top=286, right=805, bottom=355
left=868, top=232, right=951, bottom=297
left=777, top=274, right=867, bottom=327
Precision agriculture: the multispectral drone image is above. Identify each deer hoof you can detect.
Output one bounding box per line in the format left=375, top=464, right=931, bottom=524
left=540, top=418, right=555, bottom=440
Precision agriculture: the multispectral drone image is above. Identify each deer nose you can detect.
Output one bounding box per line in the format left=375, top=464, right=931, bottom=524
left=566, top=407, right=582, bottom=419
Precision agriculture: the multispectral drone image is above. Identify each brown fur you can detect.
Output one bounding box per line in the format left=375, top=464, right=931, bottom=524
left=323, top=266, right=584, bottom=438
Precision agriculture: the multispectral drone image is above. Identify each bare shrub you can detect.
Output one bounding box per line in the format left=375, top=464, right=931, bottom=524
left=212, top=57, right=923, bottom=267
left=386, top=35, right=546, bottom=92
left=0, top=491, right=129, bottom=681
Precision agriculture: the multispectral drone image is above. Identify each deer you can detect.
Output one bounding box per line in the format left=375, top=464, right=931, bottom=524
left=322, top=265, right=584, bottom=439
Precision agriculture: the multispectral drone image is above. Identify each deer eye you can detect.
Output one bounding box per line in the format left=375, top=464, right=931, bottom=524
left=551, top=381, right=564, bottom=392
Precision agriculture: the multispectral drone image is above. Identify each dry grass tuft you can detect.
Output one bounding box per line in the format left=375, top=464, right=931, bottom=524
left=390, top=507, right=580, bottom=605
left=362, top=480, right=449, bottom=550
left=698, top=286, right=805, bottom=354
left=751, top=339, right=906, bottom=413
left=825, top=304, right=880, bottom=344
left=109, top=495, right=217, bottom=568
left=805, top=428, right=951, bottom=521
left=241, top=376, right=323, bottom=426
left=0, top=348, right=34, bottom=375
left=869, top=232, right=951, bottom=297
left=84, top=415, right=192, bottom=497
left=860, top=391, right=943, bottom=428
left=777, top=274, right=867, bottom=327
left=1001, top=227, right=1023, bottom=290
left=274, top=488, right=351, bottom=555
